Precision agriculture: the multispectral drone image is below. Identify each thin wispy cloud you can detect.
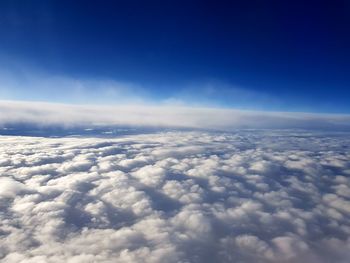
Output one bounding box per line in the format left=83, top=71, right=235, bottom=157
left=0, top=68, right=148, bottom=104
left=0, top=100, right=350, bottom=131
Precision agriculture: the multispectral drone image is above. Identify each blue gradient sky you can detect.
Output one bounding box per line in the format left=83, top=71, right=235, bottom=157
left=0, top=0, right=349, bottom=113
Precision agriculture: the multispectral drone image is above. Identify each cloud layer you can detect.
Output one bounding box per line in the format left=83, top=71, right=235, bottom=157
left=1, top=130, right=350, bottom=262
left=1, top=100, right=350, bottom=130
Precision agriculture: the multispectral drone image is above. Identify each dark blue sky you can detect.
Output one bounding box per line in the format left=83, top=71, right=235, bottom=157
left=0, top=0, right=349, bottom=112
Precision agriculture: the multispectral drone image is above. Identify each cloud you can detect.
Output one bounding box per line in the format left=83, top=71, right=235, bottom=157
left=1, top=100, right=350, bottom=131
left=0, top=130, right=350, bottom=262
left=0, top=177, right=28, bottom=198
left=0, top=67, right=148, bottom=104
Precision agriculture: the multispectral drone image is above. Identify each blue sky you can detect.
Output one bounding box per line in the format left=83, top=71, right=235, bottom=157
left=0, top=0, right=350, bottom=113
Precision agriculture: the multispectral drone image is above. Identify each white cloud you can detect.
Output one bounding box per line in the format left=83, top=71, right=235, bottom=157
left=1, top=100, right=350, bottom=130
left=0, top=177, right=28, bottom=198
left=0, top=130, right=350, bottom=262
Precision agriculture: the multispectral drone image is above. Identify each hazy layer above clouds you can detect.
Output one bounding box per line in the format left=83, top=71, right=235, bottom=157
left=1, top=100, right=350, bottom=131
left=1, top=130, right=350, bottom=263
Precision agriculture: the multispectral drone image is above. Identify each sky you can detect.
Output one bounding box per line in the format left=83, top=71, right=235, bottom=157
left=1, top=3, right=350, bottom=262
left=0, top=0, right=350, bottom=113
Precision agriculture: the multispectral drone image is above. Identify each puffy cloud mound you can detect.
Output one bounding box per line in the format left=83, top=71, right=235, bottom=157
left=0, top=130, right=350, bottom=262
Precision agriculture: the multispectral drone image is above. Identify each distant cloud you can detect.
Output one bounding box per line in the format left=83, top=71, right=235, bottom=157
left=0, top=68, right=148, bottom=104
left=1, top=100, right=350, bottom=130
left=0, top=130, right=350, bottom=262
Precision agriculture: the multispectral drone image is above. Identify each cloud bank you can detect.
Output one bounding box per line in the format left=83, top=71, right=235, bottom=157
left=1, top=100, right=350, bottom=130
left=0, top=130, right=350, bottom=262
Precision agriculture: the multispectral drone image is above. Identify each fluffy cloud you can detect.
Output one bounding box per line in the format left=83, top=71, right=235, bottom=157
left=0, top=130, right=350, bottom=262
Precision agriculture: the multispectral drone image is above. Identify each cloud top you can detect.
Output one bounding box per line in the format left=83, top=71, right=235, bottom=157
left=0, top=130, right=350, bottom=262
